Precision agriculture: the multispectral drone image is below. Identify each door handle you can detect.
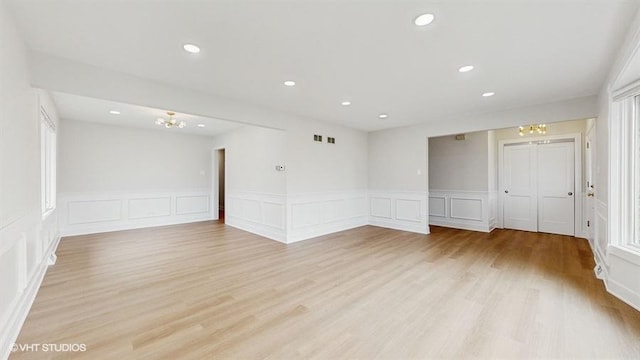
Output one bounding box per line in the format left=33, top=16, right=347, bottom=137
left=587, top=192, right=595, bottom=197
left=568, top=192, right=573, bottom=196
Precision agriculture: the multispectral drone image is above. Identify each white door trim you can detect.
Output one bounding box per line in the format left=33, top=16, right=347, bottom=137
left=498, top=133, right=583, bottom=235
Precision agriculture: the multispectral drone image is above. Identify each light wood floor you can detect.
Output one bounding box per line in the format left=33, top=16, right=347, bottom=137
left=11, top=223, right=640, bottom=359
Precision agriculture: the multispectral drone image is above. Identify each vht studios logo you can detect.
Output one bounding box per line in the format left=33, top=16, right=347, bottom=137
left=11, top=343, right=87, bottom=352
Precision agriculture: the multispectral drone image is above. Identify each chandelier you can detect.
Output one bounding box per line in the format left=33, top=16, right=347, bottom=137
left=519, top=124, right=547, bottom=136
left=155, top=111, right=186, bottom=129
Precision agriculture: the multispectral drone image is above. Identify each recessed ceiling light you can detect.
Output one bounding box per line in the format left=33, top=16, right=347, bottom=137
left=378, top=113, right=389, bottom=119
left=341, top=101, right=351, bottom=106
left=482, top=92, right=495, bottom=97
left=458, top=65, right=474, bottom=73
left=197, top=124, right=205, bottom=128
left=284, top=80, right=296, bottom=87
left=183, top=43, right=201, bottom=53
left=414, top=13, right=435, bottom=26
left=109, top=110, right=120, bottom=115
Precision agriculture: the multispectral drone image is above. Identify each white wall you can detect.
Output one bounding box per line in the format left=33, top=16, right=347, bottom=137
left=368, top=97, right=596, bottom=193
left=368, top=127, right=429, bottom=234
left=0, top=3, right=60, bottom=358
left=285, top=119, right=369, bottom=242
left=57, top=119, right=215, bottom=236
left=592, top=7, right=640, bottom=311
left=428, top=131, right=495, bottom=232
left=212, top=125, right=288, bottom=242
left=285, top=119, right=368, bottom=193
left=213, top=121, right=370, bottom=243
left=429, top=131, right=489, bottom=191
left=59, top=119, right=213, bottom=193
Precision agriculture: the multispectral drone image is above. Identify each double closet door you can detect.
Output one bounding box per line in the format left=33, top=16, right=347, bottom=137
left=502, top=140, right=575, bottom=236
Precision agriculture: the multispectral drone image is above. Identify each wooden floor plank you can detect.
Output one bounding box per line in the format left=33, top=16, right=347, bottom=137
left=10, top=222, right=640, bottom=359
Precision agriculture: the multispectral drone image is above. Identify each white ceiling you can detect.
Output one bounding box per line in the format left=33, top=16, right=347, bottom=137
left=51, top=92, right=242, bottom=137
left=8, top=0, right=640, bottom=132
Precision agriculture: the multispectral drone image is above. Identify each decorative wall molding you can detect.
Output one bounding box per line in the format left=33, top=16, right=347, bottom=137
left=0, top=207, right=60, bottom=360
left=369, top=190, right=429, bottom=235
left=605, top=245, right=640, bottom=312
left=287, top=190, right=369, bottom=243
left=428, top=190, right=495, bottom=233
left=225, top=191, right=286, bottom=243
left=58, top=190, right=213, bottom=236
left=595, top=199, right=608, bottom=266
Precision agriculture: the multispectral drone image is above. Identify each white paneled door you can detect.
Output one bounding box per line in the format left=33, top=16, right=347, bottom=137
left=503, top=144, right=538, bottom=232
left=537, top=142, right=575, bottom=236
left=502, top=141, right=575, bottom=236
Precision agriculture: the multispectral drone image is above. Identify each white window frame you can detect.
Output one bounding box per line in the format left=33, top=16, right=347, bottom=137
left=611, top=82, right=640, bottom=254
left=41, top=107, right=56, bottom=219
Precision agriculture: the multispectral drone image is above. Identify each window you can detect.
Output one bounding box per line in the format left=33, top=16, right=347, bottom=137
left=41, top=108, right=56, bottom=217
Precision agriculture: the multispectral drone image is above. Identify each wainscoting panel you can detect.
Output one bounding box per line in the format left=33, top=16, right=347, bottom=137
left=595, top=199, right=608, bottom=263
left=606, top=245, right=640, bottom=312
left=396, top=199, right=422, bottom=222
left=67, top=199, right=121, bottom=225
left=262, top=202, right=286, bottom=230
left=369, top=191, right=429, bottom=234
left=58, top=190, right=214, bottom=236
left=428, top=190, right=494, bottom=233
left=128, top=197, right=171, bottom=219
left=291, top=202, right=322, bottom=229
left=370, top=197, right=392, bottom=219
left=176, top=195, right=210, bottom=215
left=450, top=198, right=483, bottom=221
left=429, top=196, right=446, bottom=218
left=226, top=191, right=286, bottom=243
left=0, top=206, right=59, bottom=360
left=287, top=191, right=369, bottom=243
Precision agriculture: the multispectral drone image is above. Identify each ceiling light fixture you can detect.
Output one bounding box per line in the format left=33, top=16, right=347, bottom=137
left=519, top=124, right=547, bottom=136
left=458, top=65, right=474, bottom=73
left=341, top=101, right=351, bottom=106
left=378, top=113, right=389, bottom=119
left=109, top=110, right=120, bottom=115
left=183, top=43, right=201, bottom=53
left=197, top=124, right=205, bottom=128
left=155, top=111, right=186, bottom=129
left=284, top=80, right=296, bottom=87
left=482, top=92, right=495, bottom=97
left=414, top=13, right=435, bottom=26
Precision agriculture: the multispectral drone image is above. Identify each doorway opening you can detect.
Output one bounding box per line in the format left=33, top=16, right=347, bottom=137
left=215, top=148, right=225, bottom=223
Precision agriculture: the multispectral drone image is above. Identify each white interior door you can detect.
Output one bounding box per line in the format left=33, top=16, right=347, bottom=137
left=537, top=142, right=575, bottom=236
left=503, top=144, right=538, bottom=232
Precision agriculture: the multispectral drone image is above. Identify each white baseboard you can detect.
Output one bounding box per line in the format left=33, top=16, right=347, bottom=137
left=429, top=218, right=492, bottom=233
left=606, top=278, right=640, bottom=312
left=287, top=217, right=369, bottom=243
left=225, top=216, right=286, bottom=243
left=59, top=214, right=214, bottom=237
left=369, top=218, right=429, bottom=234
